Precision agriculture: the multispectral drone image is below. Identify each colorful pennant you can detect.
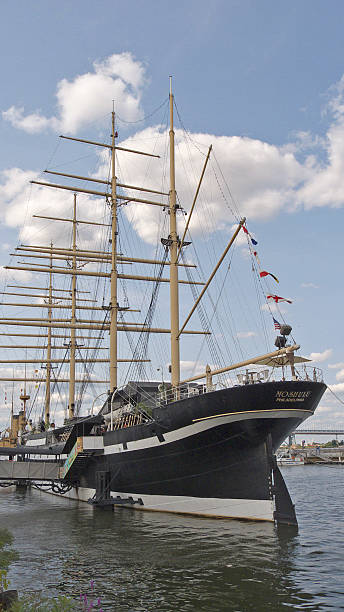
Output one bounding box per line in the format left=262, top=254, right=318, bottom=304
left=259, top=270, right=279, bottom=283
left=242, top=225, right=258, bottom=245
left=267, top=294, right=292, bottom=304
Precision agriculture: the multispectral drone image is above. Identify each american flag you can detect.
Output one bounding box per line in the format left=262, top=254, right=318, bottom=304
left=273, top=317, right=281, bottom=330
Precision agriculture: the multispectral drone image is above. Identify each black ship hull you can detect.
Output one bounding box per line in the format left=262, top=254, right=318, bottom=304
left=57, top=379, right=326, bottom=522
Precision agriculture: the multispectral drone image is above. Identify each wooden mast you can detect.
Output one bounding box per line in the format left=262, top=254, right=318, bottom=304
left=110, top=108, right=118, bottom=393
left=44, top=244, right=53, bottom=427
left=0, top=103, right=215, bottom=413
left=20, top=364, right=30, bottom=436
left=169, top=77, right=180, bottom=388
left=68, top=194, right=77, bottom=419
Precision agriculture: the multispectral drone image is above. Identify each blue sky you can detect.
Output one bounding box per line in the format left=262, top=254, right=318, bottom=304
left=0, top=0, right=343, bottom=433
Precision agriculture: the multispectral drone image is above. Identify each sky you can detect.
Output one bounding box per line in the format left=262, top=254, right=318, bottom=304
left=0, top=0, right=343, bottom=436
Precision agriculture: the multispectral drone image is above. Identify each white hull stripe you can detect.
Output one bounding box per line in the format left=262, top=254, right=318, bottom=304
left=45, top=486, right=274, bottom=521
left=192, top=408, right=313, bottom=422
left=104, top=408, right=309, bottom=456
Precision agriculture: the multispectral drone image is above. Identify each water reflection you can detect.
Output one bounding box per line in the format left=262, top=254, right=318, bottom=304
left=0, top=478, right=340, bottom=611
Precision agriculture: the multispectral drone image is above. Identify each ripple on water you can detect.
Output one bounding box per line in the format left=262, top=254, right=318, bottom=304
left=0, top=466, right=343, bottom=611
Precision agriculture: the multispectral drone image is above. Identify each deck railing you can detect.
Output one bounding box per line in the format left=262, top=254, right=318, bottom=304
left=112, top=411, right=147, bottom=431
left=156, top=383, right=213, bottom=407
left=234, top=365, right=324, bottom=386
left=107, top=366, right=324, bottom=420
left=155, top=366, right=324, bottom=407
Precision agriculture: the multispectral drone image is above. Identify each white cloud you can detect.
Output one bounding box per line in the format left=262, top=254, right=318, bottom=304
left=301, top=282, right=319, bottom=289
left=284, top=130, right=325, bottom=154
left=327, top=382, right=344, bottom=394
left=335, top=369, right=344, bottom=382
left=236, top=331, right=257, bottom=338
left=3, top=62, right=344, bottom=252
left=93, top=54, right=146, bottom=90
left=2, top=53, right=145, bottom=134
left=0, top=167, right=108, bottom=249
left=0, top=265, right=32, bottom=284
left=2, top=107, right=55, bottom=134
left=180, top=360, right=206, bottom=376
left=230, top=224, right=249, bottom=247
left=0, top=168, right=37, bottom=207
left=328, top=362, right=344, bottom=369
left=307, top=349, right=332, bottom=363
left=311, top=405, right=343, bottom=422
left=261, top=303, right=287, bottom=314
left=90, top=74, right=344, bottom=243
left=295, top=75, right=344, bottom=210
left=105, top=71, right=344, bottom=243
left=93, top=125, right=307, bottom=244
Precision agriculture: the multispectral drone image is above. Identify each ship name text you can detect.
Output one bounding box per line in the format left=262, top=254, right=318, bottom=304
left=275, top=390, right=311, bottom=402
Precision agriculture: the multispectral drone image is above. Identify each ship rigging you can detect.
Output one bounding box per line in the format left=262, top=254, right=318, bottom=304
left=0, top=80, right=326, bottom=525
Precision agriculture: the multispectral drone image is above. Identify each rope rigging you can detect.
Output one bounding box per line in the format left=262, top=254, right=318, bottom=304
left=75, top=311, right=110, bottom=415
left=245, top=233, right=297, bottom=346
left=181, top=250, right=230, bottom=383
left=123, top=246, right=169, bottom=384
left=115, top=97, right=169, bottom=125
left=0, top=86, right=334, bottom=448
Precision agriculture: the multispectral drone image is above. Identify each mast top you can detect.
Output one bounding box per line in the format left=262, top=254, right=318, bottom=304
left=169, top=76, right=173, bottom=96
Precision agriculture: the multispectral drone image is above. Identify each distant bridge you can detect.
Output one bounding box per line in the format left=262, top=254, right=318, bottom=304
left=294, top=429, right=344, bottom=435
left=285, top=426, right=344, bottom=446
left=292, top=424, right=344, bottom=438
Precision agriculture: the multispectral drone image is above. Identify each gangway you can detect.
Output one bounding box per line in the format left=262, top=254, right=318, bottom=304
left=0, top=460, right=62, bottom=481
left=0, top=435, right=103, bottom=485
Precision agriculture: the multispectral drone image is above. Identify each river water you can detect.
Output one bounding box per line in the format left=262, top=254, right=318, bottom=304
left=0, top=465, right=343, bottom=611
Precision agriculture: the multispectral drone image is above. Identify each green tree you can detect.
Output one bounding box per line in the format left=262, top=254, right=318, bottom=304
left=0, top=528, right=18, bottom=572
left=9, top=594, right=78, bottom=611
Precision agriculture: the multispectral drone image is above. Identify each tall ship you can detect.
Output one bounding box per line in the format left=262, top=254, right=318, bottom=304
left=0, top=81, right=326, bottom=525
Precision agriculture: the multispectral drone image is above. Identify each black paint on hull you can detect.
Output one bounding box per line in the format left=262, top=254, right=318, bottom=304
left=69, top=380, right=326, bottom=513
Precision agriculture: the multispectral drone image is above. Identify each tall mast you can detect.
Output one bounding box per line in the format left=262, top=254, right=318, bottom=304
left=169, top=77, right=180, bottom=387
left=44, top=245, right=53, bottom=426
left=109, top=108, right=118, bottom=392
left=20, top=378, right=29, bottom=429
left=68, top=194, right=77, bottom=419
